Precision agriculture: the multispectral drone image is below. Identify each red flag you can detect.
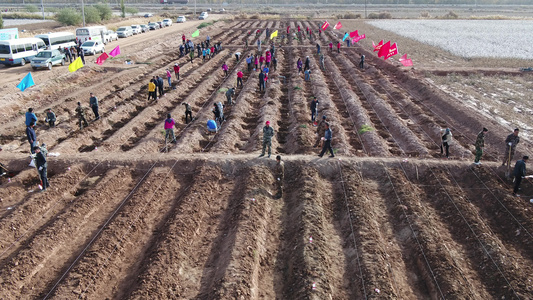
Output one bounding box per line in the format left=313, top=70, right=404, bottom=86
left=400, top=59, right=413, bottom=66
left=334, top=22, right=342, bottom=30
left=384, top=43, right=398, bottom=60
left=96, top=52, right=109, bottom=65
left=321, top=21, right=329, bottom=31
left=377, top=41, right=391, bottom=57
left=349, top=30, right=358, bottom=38
left=373, top=40, right=384, bottom=52
left=352, top=34, right=366, bottom=43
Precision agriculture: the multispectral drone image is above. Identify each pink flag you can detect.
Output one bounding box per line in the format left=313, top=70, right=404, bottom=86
left=321, top=21, right=329, bottom=31
left=96, top=52, right=109, bottom=65
left=384, top=43, right=398, bottom=60
left=377, top=41, right=391, bottom=57
left=349, top=30, right=359, bottom=38
left=399, top=54, right=413, bottom=66
left=373, top=40, right=384, bottom=52
left=334, top=22, right=342, bottom=30
left=399, top=54, right=408, bottom=61
left=352, top=34, right=366, bottom=43
left=109, top=45, right=121, bottom=57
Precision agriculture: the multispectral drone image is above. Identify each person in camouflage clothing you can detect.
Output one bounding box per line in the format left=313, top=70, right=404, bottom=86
left=75, top=102, right=89, bottom=130
left=474, top=127, right=488, bottom=165
left=260, top=120, right=275, bottom=158
left=182, top=102, right=193, bottom=124
left=503, top=128, right=520, bottom=166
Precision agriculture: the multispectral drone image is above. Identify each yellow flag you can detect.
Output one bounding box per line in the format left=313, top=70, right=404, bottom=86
left=270, top=30, right=278, bottom=40
left=68, top=57, right=84, bottom=73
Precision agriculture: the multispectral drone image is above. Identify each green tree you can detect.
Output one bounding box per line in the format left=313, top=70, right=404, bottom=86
left=94, top=3, right=112, bottom=20
left=120, top=0, right=125, bottom=18
left=56, top=8, right=82, bottom=26
left=0, top=13, right=3, bottom=29
left=125, top=7, right=139, bottom=16
left=85, top=6, right=101, bottom=23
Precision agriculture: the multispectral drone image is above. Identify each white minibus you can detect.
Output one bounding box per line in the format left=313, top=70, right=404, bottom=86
left=35, top=32, right=76, bottom=51
left=75, top=26, right=108, bottom=45
left=0, top=38, right=46, bottom=66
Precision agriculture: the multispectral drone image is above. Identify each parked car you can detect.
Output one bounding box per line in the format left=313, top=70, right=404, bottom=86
left=140, top=24, right=149, bottom=33
left=219, top=8, right=226, bottom=12
left=30, top=49, right=65, bottom=70
left=81, top=41, right=105, bottom=55
left=148, top=22, right=160, bottom=30
left=106, top=30, right=118, bottom=42
left=176, top=16, right=186, bottom=23
left=131, top=25, right=141, bottom=35
left=144, top=13, right=154, bottom=18
left=207, top=8, right=212, bottom=11
left=117, top=26, right=133, bottom=38
left=162, top=19, right=173, bottom=27
left=199, top=12, right=208, bottom=20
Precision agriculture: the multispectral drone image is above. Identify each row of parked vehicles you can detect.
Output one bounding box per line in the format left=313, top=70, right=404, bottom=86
left=0, top=18, right=174, bottom=70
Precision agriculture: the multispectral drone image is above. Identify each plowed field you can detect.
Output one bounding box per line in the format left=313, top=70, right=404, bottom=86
left=1, top=19, right=533, bottom=299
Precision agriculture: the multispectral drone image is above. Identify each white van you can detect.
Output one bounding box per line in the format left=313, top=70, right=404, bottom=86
left=75, top=26, right=108, bottom=45
left=35, top=32, right=76, bottom=51
left=0, top=38, right=46, bottom=66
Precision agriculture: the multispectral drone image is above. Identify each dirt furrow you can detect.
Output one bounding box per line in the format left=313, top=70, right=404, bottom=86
left=127, top=164, right=238, bottom=299
left=423, top=165, right=533, bottom=298
left=384, top=164, right=489, bottom=298
left=49, top=166, right=184, bottom=299
left=0, top=168, right=135, bottom=299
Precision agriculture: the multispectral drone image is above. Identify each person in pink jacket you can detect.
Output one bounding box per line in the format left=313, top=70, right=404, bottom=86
left=222, top=62, right=229, bottom=77
left=164, top=113, right=176, bottom=143
left=259, top=55, right=265, bottom=68
left=166, top=69, right=172, bottom=88
left=254, top=55, right=259, bottom=71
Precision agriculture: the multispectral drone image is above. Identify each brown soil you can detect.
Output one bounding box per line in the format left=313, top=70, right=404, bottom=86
left=1, top=18, right=533, bottom=300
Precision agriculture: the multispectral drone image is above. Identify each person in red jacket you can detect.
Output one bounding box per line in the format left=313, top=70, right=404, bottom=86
left=237, top=70, right=244, bottom=88
left=287, top=25, right=290, bottom=35
left=173, top=63, right=180, bottom=80
left=329, top=42, right=333, bottom=52
left=182, top=34, right=185, bottom=44
left=337, top=41, right=341, bottom=53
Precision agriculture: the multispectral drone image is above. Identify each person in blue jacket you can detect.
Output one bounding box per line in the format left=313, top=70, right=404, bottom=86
left=25, top=108, right=37, bottom=127
left=207, top=119, right=218, bottom=133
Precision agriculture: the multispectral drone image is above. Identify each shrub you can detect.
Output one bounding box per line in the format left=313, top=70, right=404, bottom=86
left=84, top=6, right=101, bottom=23
left=2, top=12, right=46, bottom=19
left=0, top=13, right=3, bottom=29
left=197, top=22, right=212, bottom=29
left=358, top=124, right=374, bottom=134
left=443, top=11, right=458, bottom=19
left=25, top=4, right=39, bottom=13
left=56, top=8, right=82, bottom=26
left=125, top=7, right=139, bottom=16
left=368, top=12, right=392, bottom=19
left=420, top=11, right=431, bottom=18
left=250, top=13, right=260, bottom=19
left=94, top=3, right=112, bottom=21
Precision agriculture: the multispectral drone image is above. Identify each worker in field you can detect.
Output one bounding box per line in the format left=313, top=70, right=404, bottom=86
left=440, top=128, right=452, bottom=158
left=226, top=87, right=235, bottom=105
left=156, top=76, right=165, bottom=97
left=258, top=69, right=265, bottom=92
left=316, top=43, right=321, bottom=55
left=237, top=70, right=244, bottom=88
left=182, top=102, right=193, bottom=124
left=75, top=102, right=89, bottom=130
left=207, top=119, right=218, bottom=134
left=512, top=156, right=528, bottom=197
left=222, top=62, right=229, bottom=77
left=189, top=48, right=194, bottom=63
left=173, top=63, right=180, bottom=80
left=329, top=41, right=333, bottom=52
left=474, top=127, right=488, bottom=165
left=319, top=54, right=325, bottom=71
left=503, top=128, right=520, bottom=167
left=296, top=58, right=302, bottom=74
left=359, top=54, right=365, bottom=69
left=337, top=41, right=341, bottom=53
left=148, top=79, right=156, bottom=101
left=314, top=115, right=327, bottom=148
left=310, top=97, right=319, bottom=124
left=164, top=113, right=177, bottom=144
left=304, top=56, right=310, bottom=71
left=166, top=69, right=173, bottom=89
left=25, top=107, right=37, bottom=127
left=89, top=92, right=100, bottom=120
left=26, top=121, right=37, bottom=154
left=34, top=145, right=49, bottom=191
left=45, top=108, right=56, bottom=128
left=318, top=122, right=335, bottom=158
left=260, top=120, right=274, bottom=158
left=274, top=155, right=284, bottom=199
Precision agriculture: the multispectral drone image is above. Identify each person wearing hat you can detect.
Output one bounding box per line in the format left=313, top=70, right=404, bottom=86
left=314, top=115, right=328, bottom=148
left=512, top=156, right=528, bottom=197
left=34, top=145, right=49, bottom=191
left=260, top=120, right=275, bottom=158
left=164, top=114, right=177, bottom=144
left=474, top=127, right=488, bottom=165
left=318, top=122, right=334, bottom=158
left=503, top=128, right=520, bottom=167
left=75, top=102, right=89, bottom=130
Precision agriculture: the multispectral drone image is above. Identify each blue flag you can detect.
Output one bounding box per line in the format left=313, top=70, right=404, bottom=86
left=342, top=32, right=349, bottom=42
left=17, top=72, right=35, bottom=92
